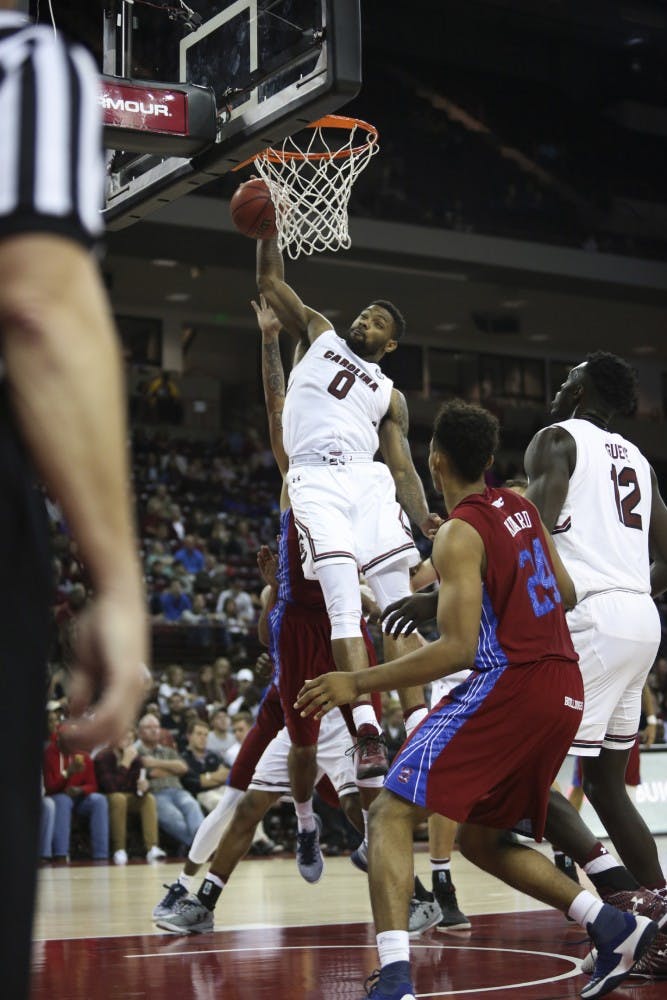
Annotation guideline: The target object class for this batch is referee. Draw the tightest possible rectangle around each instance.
[0,4,147,997]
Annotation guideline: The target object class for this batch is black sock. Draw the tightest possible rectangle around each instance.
[197,877,223,911]
[588,866,639,893]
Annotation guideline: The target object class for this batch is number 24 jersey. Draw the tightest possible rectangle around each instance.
[451,487,578,671]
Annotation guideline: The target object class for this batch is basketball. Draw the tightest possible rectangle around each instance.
[230,178,277,239]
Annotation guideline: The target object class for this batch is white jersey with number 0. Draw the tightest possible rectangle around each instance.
[282,328,394,458]
[551,418,652,600]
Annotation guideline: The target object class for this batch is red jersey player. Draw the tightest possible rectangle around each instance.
[296,399,658,1000]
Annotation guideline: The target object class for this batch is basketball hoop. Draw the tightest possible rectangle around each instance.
[251,115,379,260]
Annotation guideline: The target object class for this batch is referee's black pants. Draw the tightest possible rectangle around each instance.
[0,387,51,1000]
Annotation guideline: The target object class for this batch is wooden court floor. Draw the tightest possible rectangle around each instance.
[32,837,667,1000]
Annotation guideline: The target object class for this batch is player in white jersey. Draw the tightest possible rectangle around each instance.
[524,350,667,899]
[257,239,442,781]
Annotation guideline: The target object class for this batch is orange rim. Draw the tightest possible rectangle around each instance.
[231,115,378,172]
[260,114,379,163]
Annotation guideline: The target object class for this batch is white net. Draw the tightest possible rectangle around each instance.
[252,115,379,260]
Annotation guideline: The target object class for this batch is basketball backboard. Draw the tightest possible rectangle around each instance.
[102,0,362,230]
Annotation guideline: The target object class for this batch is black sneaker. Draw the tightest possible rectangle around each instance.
[412,875,435,903]
[432,870,471,931]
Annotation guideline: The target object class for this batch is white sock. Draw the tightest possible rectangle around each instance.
[583,853,617,876]
[568,890,604,928]
[295,799,316,833]
[376,929,410,967]
[177,873,192,890]
[353,704,380,732]
[188,786,245,866]
[430,857,451,873]
[404,706,428,738]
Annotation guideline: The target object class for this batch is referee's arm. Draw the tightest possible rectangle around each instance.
[0,21,147,750]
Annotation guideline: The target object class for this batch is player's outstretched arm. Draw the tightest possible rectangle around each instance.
[523,425,575,531]
[0,236,147,751]
[648,465,667,597]
[253,295,289,476]
[379,388,442,538]
[256,237,331,345]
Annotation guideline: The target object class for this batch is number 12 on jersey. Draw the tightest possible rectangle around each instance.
[610,465,642,530]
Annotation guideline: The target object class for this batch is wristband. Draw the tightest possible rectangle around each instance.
[646,715,658,726]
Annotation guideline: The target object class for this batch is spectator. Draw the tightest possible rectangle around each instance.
[192,664,225,712]
[206,708,236,756]
[226,669,261,717]
[215,578,255,625]
[157,664,190,714]
[212,657,238,705]
[173,535,205,576]
[218,596,249,652]
[43,730,109,862]
[94,728,165,865]
[223,711,254,767]
[160,692,189,752]
[135,714,204,852]
[158,580,192,623]
[181,720,230,814]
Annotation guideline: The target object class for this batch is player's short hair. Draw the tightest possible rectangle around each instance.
[432,400,499,482]
[585,351,638,417]
[371,299,406,340]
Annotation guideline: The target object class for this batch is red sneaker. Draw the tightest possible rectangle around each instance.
[354,724,389,780]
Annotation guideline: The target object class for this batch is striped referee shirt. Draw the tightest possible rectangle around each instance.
[0,11,104,247]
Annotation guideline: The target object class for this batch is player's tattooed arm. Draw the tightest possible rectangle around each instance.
[253,296,289,475]
[379,389,443,539]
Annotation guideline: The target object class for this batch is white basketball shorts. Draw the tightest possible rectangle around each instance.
[287,460,420,581]
[430,669,473,708]
[247,708,358,799]
[567,590,660,755]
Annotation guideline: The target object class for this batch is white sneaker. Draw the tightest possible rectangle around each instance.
[113,849,128,866]
[146,845,167,863]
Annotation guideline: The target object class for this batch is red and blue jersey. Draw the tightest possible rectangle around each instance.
[383,487,582,830]
[452,487,578,670]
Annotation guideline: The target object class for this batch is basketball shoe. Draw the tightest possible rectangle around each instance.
[432,870,471,931]
[580,905,658,999]
[156,895,214,935]
[363,961,415,1000]
[296,815,324,884]
[350,839,368,873]
[583,889,667,980]
[152,881,188,921]
[353,724,389,780]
